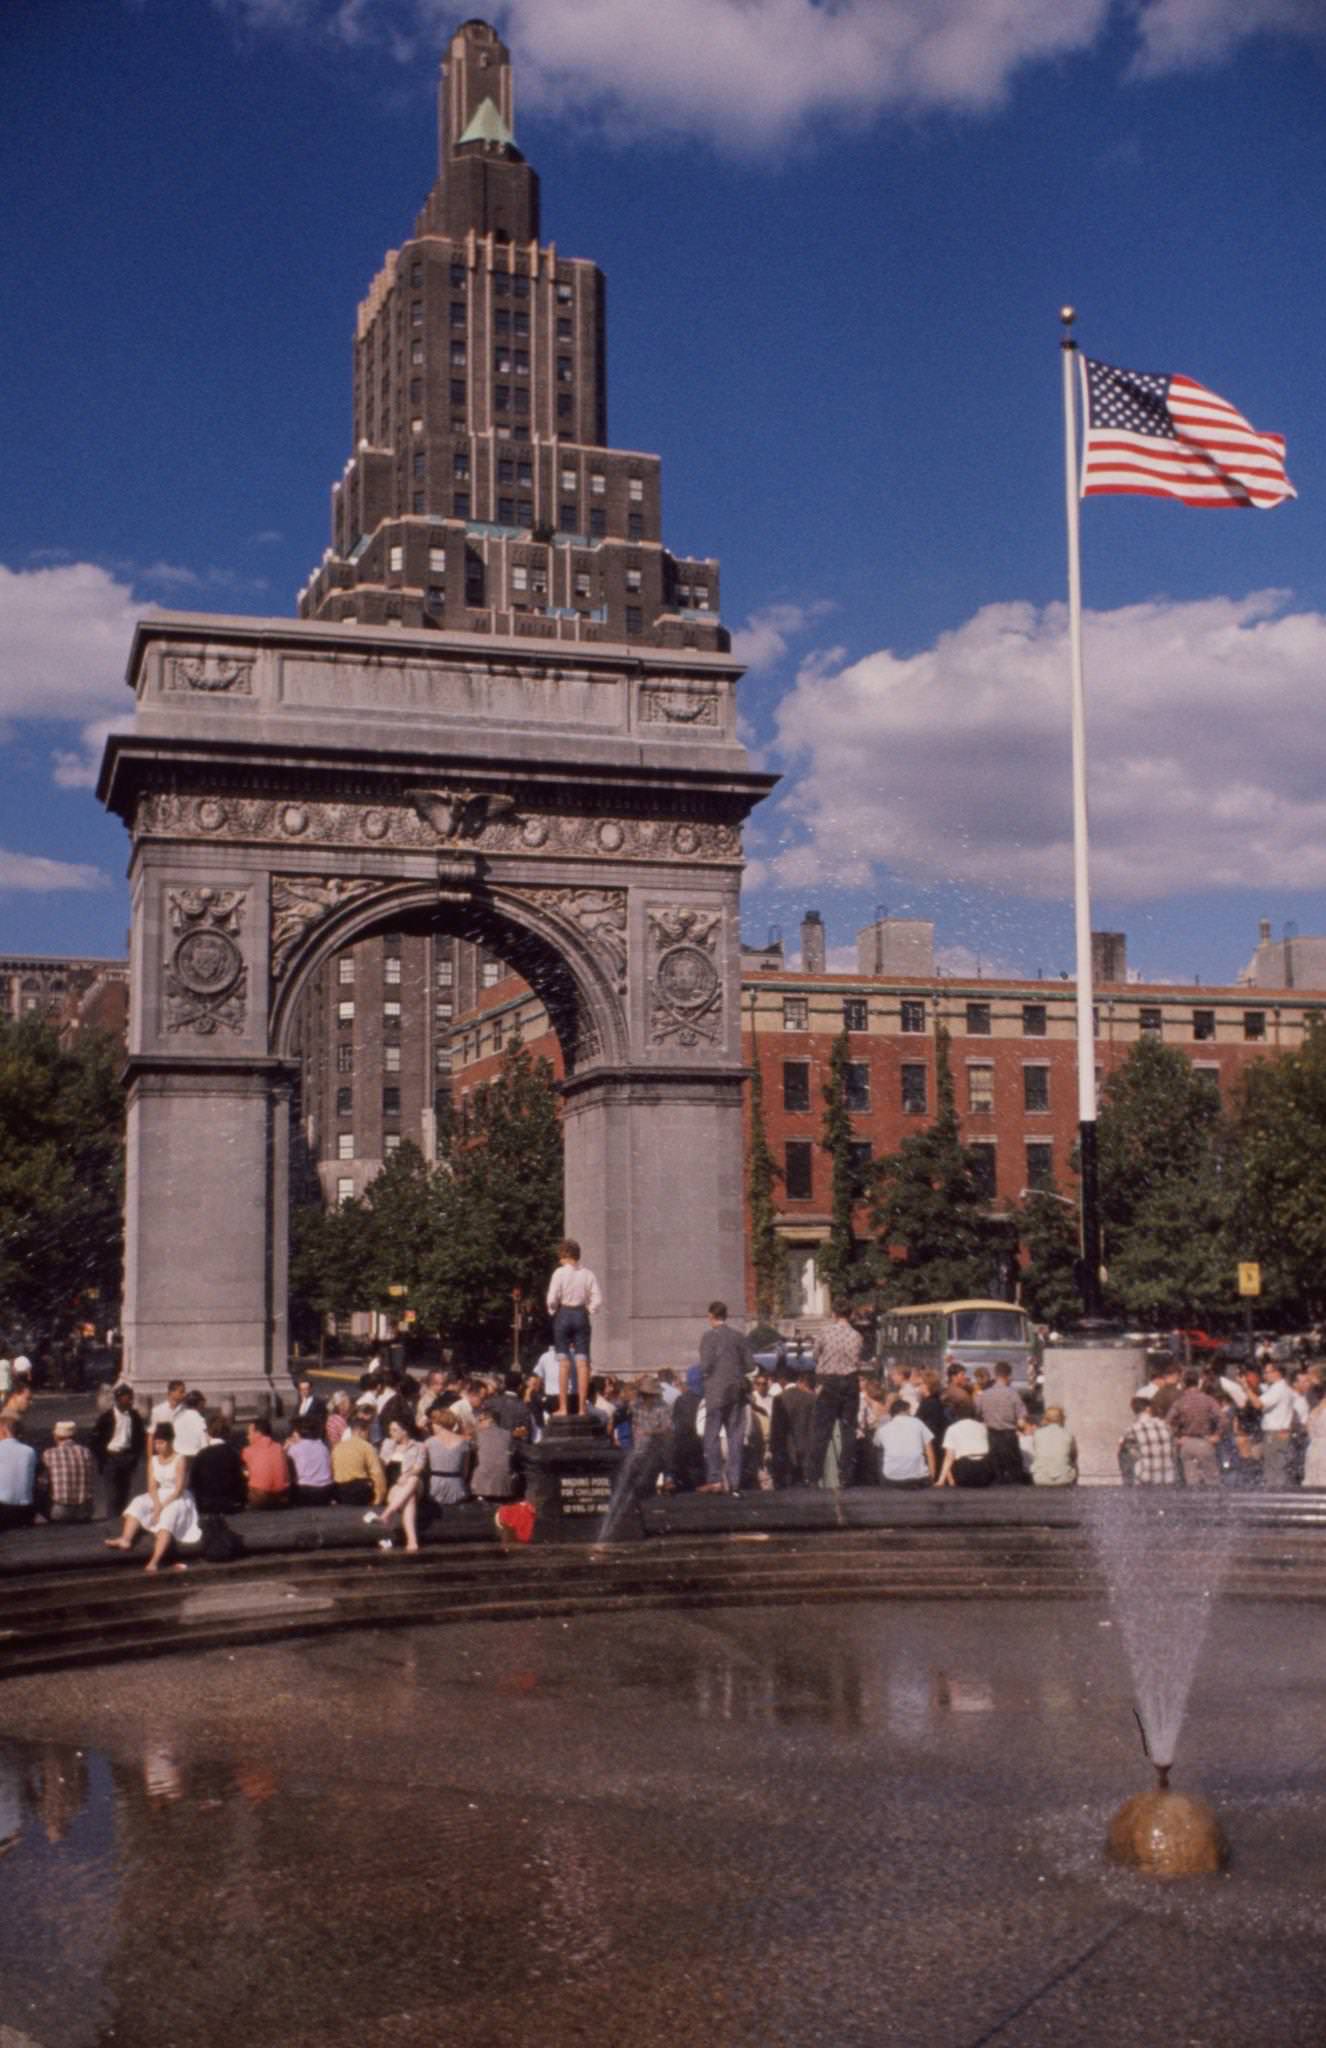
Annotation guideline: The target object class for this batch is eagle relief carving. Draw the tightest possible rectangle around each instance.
[409,788,518,842]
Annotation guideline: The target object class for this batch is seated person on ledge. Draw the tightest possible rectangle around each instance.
[242,1417,291,1509]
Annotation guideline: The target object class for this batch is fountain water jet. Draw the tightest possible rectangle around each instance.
[1086,1490,1238,1876]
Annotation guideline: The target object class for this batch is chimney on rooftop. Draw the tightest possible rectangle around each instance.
[1259,917,1272,944]
[1091,931,1127,985]
[800,910,826,975]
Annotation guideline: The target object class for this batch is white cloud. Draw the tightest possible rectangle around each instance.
[1131,0,1326,73]
[731,601,836,675]
[0,850,109,894]
[769,590,1326,902]
[52,715,136,791]
[0,562,147,723]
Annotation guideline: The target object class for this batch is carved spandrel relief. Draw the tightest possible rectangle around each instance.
[134,789,741,865]
[165,656,255,695]
[648,907,723,1048]
[508,886,628,994]
[164,888,247,1035]
[270,876,380,982]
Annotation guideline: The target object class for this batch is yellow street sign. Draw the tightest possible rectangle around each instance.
[1237,1262,1261,1297]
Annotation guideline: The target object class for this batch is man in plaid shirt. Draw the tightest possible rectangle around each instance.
[810,1301,865,1487]
[1119,1396,1177,1487]
[40,1420,96,1521]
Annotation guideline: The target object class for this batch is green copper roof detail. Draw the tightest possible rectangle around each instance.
[457,97,513,147]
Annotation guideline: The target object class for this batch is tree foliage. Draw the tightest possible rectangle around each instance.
[818,1029,870,1302]
[1016,1185,1082,1329]
[1094,1036,1237,1324]
[0,1016,124,1348]
[869,1027,1001,1304]
[1237,1017,1326,1320]
[746,1052,783,1324]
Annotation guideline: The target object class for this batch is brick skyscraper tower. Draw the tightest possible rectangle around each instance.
[299,18,725,650]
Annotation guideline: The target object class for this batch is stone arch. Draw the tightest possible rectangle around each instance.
[267,873,629,1074]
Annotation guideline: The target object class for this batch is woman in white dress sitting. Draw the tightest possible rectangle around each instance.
[103,1420,202,1572]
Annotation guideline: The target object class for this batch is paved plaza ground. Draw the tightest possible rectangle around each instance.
[1,1599,1322,2048]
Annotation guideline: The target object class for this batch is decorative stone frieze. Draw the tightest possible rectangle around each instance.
[647,906,723,1048]
[164,888,248,1035]
[640,686,720,727]
[507,885,628,994]
[134,788,741,864]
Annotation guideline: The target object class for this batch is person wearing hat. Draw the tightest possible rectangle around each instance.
[40,1421,96,1523]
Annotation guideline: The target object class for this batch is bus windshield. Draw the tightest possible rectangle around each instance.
[952,1309,1028,1344]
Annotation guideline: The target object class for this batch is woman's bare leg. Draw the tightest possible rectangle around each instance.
[104,1515,142,1550]
[144,1527,174,1573]
[402,1494,419,1553]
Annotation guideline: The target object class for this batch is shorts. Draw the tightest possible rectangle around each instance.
[553,1305,592,1362]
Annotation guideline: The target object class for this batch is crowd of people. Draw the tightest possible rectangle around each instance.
[1119,1352,1326,1489]
[6,1293,1325,1560]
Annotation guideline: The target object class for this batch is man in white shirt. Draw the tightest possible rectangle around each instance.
[170,1392,210,1461]
[1254,1363,1297,1490]
[546,1238,602,1417]
[875,1399,935,1488]
[150,1379,187,1429]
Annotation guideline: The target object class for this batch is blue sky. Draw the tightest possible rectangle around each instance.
[3,0,1324,983]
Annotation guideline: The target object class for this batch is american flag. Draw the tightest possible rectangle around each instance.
[1080,358,1295,509]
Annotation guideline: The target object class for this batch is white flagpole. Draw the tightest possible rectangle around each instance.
[1060,307,1103,1319]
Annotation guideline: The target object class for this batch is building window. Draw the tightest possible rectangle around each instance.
[495,384,511,411]
[1139,1007,1163,1036]
[337,1000,354,1024]
[429,547,446,573]
[843,998,867,1033]
[450,261,464,287]
[967,1063,994,1114]
[412,493,425,514]
[450,380,465,406]
[784,1141,814,1200]
[412,417,424,436]
[383,1001,401,1024]
[559,503,578,533]
[557,356,573,383]
[481,960,501,988]
[966,1002,991,1035]
[517,497,534,526]
[1193,1008,1216,1042]
[450,303,466,327]
[435,999,453,1024]
[844,1061,870,1112]
[1025,1141,1054,1192]
[410,262,422,287]
[337,1177,355,1204]
[498,497,515,525]
[1022,1004,1047,1037]
[436,959,454,988]
[1244,1011,1266,1041]
[388,545,403,573]
[453,453,470,481]
[782,1060,811,1113]
[383,1087,401,1117]
[900,1000,925,1034]
[901,1063,928,1115]
[411,300,422,326]
[590,471,605,494]
[625,606,642,634]
[385,1044,401,1073]
[628,477,644,501]
[783,997,808,1031]
[336,1087,352,1116]
[411,342,423,365]
[385,958,401,985]
[1023,1064,1050,1113]
[625,567,642,592]
[338,956,355,984]
[384,1133,402,1156]
[970,1143,997,1201]
[453,493,470,520]
[410,378,422,404]
[337,1133,355,1160]
[589,508,606,539]
[561,468,577,494]
[627,513,643,540]
[512,565,528,594]
[513,311,529,338]
[336,1043,353,1074]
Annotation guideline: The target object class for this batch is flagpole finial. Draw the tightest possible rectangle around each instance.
[1060,305,1076,351]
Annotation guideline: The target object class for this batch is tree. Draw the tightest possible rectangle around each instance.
[418,1039,565,1358]
[869,1027,1000,1304]
[746,1051,783,1324]
[818,1029,869,1303]
[1016,1186,1082,1330]
[288,1190,376,1360]
[0,1016,124,1351]
[1237,1017,1326,1321]
[1095,1036,1237,1325]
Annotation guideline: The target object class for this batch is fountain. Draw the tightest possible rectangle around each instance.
[1087,1490,1235,1876]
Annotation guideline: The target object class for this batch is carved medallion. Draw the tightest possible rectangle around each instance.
[648,907,722,1048]
[641,687,719,727]
[165,888,247,1035]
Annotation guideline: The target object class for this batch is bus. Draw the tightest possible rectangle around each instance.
[875,1300,1038,1389]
